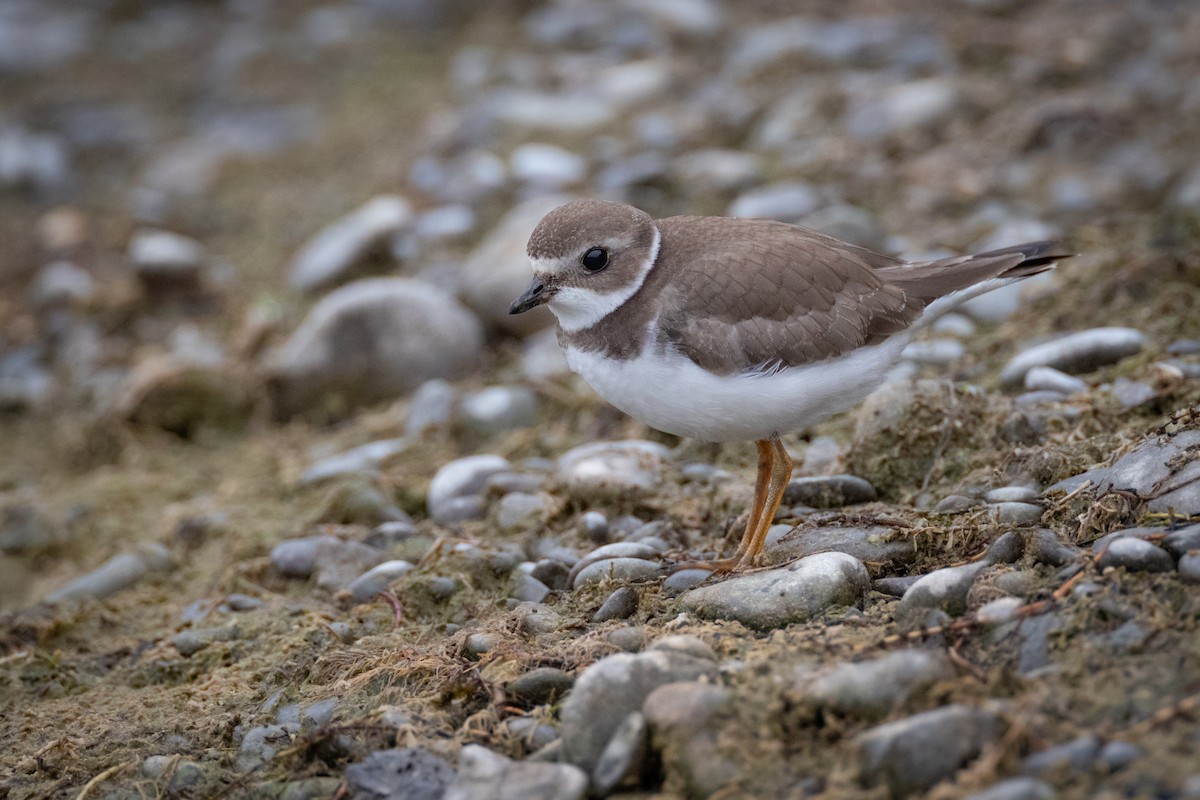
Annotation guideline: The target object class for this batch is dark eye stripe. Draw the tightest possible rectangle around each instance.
[581,247,609,271]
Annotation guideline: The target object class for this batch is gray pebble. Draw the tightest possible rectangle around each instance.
[460,386,539,435]
[510,573,552,604]
[569,542,662,584]
[556,440,669,500]
[405,379,458,437]
[1179,552,1200,582]
[976,597,1025,626]
[680,552,869,630]
[348,560,414,603]
[506,718,559,753]
[606,626,646,652]
[530,558,571,591]
[782,474,877,508]
[985,486,1041,504]
[287,195,411,293]
[857,704,1004,797]
[990,502,1044,526]
[237,725,291,772]
[173,624,239,656]
[508,667,575,708]
[642,681,738,798]
[443,745,587,800]
[796,650,951,720]
[593,586,639,622]
[510,143,586,188]
[1029,528,1081,566]
[301,438,410,485]
[1000,327,1146,388]
[993,569,1040,597]
[931,313,976,338]
[727,181,818,221]
[345,748,455,800]
[1097,538,1174,572]
[1024,365,1088,395]
[572,557,662,589]
[559,635,717,775]
[495,492,549,534]
[581,511,609,543]
[1108,378,1156,409]
[663,568,712,595]
[768,525,915,567]
[901,339,966,365]
[934,494,978,513]
[1162,524,1200,558]
[45,543,173,604]
[983,531,1025,565]
[427,455,510,524]
[464,633,497,660]
[516,602,561,634]
[590,711,647,796]
[965,777,1056,800]
[899,562,987,618]
[1021,733,1100,777]
[226,593,262,611]
[873,575,920,597]
[1097,739,1142,772]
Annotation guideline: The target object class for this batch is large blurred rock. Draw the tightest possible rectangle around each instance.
[113,356,254,436]
[287,195,412,293]
[266,278,483,420]
[458,195,565,337]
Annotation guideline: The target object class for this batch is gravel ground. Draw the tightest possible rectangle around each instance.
[2,1,1200,798]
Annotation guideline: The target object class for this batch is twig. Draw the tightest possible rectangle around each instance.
[75,760,135,800]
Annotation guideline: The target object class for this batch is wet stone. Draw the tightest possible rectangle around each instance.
[593,586,639,622]
[680,552,870,630]
[344,747,456,800]
[508,667,575,708]
[1097,538,1174,573]
[856,704,1004,798]
[782,474,877,508]
[443,745,587,800]
[795,650,952,721]
[559,635,717,775]
[1000,327,1146,388]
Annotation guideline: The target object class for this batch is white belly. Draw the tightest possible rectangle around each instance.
[564,336,907,443]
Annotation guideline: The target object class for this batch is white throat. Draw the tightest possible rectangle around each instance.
[548,226,660,333]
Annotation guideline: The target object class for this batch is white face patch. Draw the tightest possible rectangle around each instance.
[543,225,661,332]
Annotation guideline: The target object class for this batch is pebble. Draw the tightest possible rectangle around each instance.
[510,573,551,604]
[315,479,408,527]
[31,260,95,309]
[662,568,712,595]
[856,704,1004,797]
[590,711,647,795]
[0,125,70,190]
[348,560,415,603]
[265,278,483,419]
[506,718,559,753]
[989,501,1044,526]
[593,586,639,622]
[992,569,1039,597]
[679,552,870,630]
[642,682,738,797]
[572,557,662,590]
[569,542,663,584]
[1029,528,1082,566]
[521,328,571,382]
[934,494,978,513]
[965,777,1056,800]
[270,535,385,591]
[516,602,561,634]
[898,562,987,618]
[581,511,609,543]
[286,195,411,292]
[45,543,173,604]
[844,77,958,140]
[173,623,239,656]
[556,440,669,501]
[800,435,842,475]
[1097,739,1142,772]
[1097,537,1174,572]
[976,596,1025,626]
[1108,378,1157,410]
[457,194,564,337]
[985,486,1040,504]
[460,386,538,435]
[510,143,586,188]
[931,313,976,338]
[673,148,763,191]
[1162,524,1200,558]
[344,747,455,800]
[413,204,475,242]
[767,525,915,567]
[508,668,575,708]
[464,633,497,660]
[443,745,587,800]
[1024,365,1088,395]
[984,531,1025,564]
[1000,327,1146,388]
[795,650,951,720]
[495,492,549,534]
[405,379,458,437]
[127,228,206,290]
[300,438,409,485]
[1057,430,1200,515]
[782,474,877,508]
[873,575,920,597]
[1021,733,1100,777]
[1179,552,1200,582]
[727,181,818,220]
[559,635,717,774]
[427,454,511,524]
[901,339,966,365]
[237,725,291,772]
[530,558,571,591]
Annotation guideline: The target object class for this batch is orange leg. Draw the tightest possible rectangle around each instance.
[732,436,793,569]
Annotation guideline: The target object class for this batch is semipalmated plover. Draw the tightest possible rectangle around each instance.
[510,199,1071,571]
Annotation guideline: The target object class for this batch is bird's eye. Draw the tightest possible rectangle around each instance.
[581,247,609,272]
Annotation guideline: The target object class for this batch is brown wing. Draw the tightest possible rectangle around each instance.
[653,217,923,375]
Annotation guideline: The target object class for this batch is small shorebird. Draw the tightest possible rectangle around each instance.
[510,200,1070,571]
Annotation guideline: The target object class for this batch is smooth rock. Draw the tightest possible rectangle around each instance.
[591,711,647,795]
[530,558,571,590]
[237,725,291,772]
[642,682,737,797]
[516,602,561,634]
[935,494,978,514]
[491,90,616,134]
[559,635,718,774]
[990,502,1044,526]
[569,542,662,584]
[287,196,411,292]
[1000,328,1146,388]
[45,543,172,604]
[663,568,712,595]
[727,181,818,221]
[1161,524,1200,558]
[680,552,870,630]
[572,558,661,589]
[767,525,915,567]
[460,386,538,435]
[1024,366,1087,395]
[301,438,408,485]
[509,668,575,708]
[127,228,205,291]
[901,339,967,365]
[444,745,586,800]
[1054,431,1200,516]
[844,77,958,140]
[1021,734,1100,777]
[857,704,1004,797]
[428,455,510,524]
[783,475,877,508]
[873,575,920,597]
[557,440,669,501]
[344,748,454,800]
[31,260,95,309]
[965,777,1056,800]
[314,479,408,527]
[673,149,763,191]
[899,562,987,618]
[1179,552,1200,582]
[510,143,586,188]
[977,597,1025,626]
[1108,378,1156,409]
[1029,528,1082,566]
[984,531,1025,564]
[1097,740,1142,772]
[348,560,415,603]
[520,328,571,382]
[266,278,483,419]
[405,379,458,437]
[985,486,1040,504]
[796,650,952,720]
[457,195,564,337]
[594,586,639,622]
[510,573,551,604]
[506,718,559,753]
[931,313,976,338]
[1097,537,1174,573]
